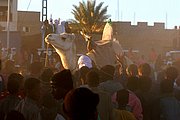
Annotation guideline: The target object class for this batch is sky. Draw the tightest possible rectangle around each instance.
[18,0,180,29]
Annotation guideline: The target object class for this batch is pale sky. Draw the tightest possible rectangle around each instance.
[18,0,180,29]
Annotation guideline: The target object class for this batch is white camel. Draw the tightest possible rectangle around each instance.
[45,33,77,70]
[45,22,133,71]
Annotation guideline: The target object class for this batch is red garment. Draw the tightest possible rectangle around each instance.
[128,90,143,120]
[149,51,157,63]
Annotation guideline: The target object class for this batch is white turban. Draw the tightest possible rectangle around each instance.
[78,55,92,69]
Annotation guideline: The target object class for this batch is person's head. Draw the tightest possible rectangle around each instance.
[160,79,174,94]
[65,21,71,33]
[7,73,24,95]
[86,69,100,88]
[100,65,115,82]
[138,76,152,92]
[116,89,129,109]
[138,63,151,77]
[51,69,73,100]
[40,68,54,82]
[29,61,43,77]
[78,55,92,69]
[44,19,49,25]
[63,87,99,120]
[165,66,178,81]
[24,77,41,101]
[126,64,138,77]
[126,76,138,92]
[5,110,25,120]
[4,60,15,73]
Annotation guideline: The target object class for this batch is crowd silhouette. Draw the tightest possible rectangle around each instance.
[0,20,180,120]
[0,50,179,120]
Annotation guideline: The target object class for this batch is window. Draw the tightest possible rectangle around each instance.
[22,27,30,32]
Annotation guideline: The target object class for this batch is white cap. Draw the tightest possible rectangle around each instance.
[78,55,92,69]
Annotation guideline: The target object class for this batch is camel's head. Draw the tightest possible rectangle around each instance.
[45,33,75,51]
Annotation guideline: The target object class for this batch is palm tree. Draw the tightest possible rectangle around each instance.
[71,0,110,33]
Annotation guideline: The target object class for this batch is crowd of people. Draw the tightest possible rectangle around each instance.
[0,48,179,120]
[0,20,179,120]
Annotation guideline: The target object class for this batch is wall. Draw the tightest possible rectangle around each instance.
[112,22,176,55]
[17,11,41,36]
[0,0,18,31]
[75,21,178,57]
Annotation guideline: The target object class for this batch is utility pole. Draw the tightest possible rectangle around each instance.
[41,0,48,49]
[117,0,119,21]
[42,0,47,22]
[7,0,10,49]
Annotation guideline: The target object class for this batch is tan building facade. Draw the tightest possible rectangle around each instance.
[0,0,41,35]
[75,22,178,56]
[0,0,18,31]
[17,11,41,36]
[0,0,178,56]
[112,22,177,55]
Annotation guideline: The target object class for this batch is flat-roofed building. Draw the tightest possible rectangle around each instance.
[0,0,18,31]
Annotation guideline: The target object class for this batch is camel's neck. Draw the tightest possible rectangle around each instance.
[55,47,77,71]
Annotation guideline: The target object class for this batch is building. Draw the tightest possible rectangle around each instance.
[0,0,18,31]
[75,22,179,56]
[0,0,179,57]
[0,0,41,49]
[113,21,177,54]
[0,0,41,35]
[17,11,41,36]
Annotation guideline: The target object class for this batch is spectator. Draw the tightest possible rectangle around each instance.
[165,66,178,82]
[42,19,53,38]
[126,64,139,92]
[135,76,154,120]
[0,73,24,115]
[138,63,151,77]
[40,68,54,96]
[63,87,99,120]
[16,78,42,120]
[113,89,137,120]
[99,65,123,96]
[149,48,157,64]
[5,110,25,120]
[39,68,57,120]
[155,54,163,72]
[113,89,143,120]
[2,60,15,90]
[64,21,71,33]
[152,79,180,120]
[77,55,93,69]
[86,69,113,120]
[50,69,73,119]
[26,61,43,79]
[137,55,146,66]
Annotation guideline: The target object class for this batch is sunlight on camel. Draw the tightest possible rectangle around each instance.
[45,22,133,71]
[45,33,77,70]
